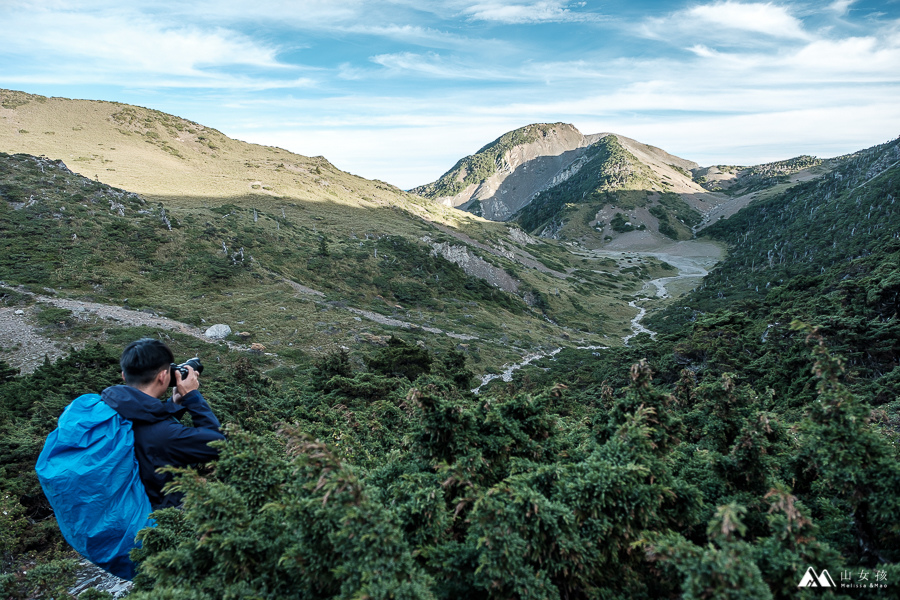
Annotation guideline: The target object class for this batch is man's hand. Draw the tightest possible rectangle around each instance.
[173,365,200,404]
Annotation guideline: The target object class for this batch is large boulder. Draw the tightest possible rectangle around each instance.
[204,324,232,339]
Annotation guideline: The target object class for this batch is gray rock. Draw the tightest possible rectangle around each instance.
[204,324,232,339]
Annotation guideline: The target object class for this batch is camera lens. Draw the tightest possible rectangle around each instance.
[183,358,203,376]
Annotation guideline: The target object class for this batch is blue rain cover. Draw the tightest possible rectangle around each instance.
[36,393,155,580]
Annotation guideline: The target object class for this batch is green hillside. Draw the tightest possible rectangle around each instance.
[519,136,900,408]
[0,90,698,375]
[0,150,663,376]
[655,137,900,333]
[514,135,702,243]
[3,88,900,598]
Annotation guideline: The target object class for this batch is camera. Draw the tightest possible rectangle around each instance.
[169,357,203,387]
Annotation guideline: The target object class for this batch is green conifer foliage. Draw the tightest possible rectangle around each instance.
[4,310,900,598]
[795,325,900,565]
[131,427,435,600]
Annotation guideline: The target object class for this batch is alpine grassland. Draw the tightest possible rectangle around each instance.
[0,89,675,371]
[2,88,900,598]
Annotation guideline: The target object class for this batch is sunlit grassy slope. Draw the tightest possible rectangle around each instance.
[0,89,670,374]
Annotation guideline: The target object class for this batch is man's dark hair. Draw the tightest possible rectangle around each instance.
[121,338,174,387]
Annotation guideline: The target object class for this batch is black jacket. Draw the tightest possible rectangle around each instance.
[100,385,225,510]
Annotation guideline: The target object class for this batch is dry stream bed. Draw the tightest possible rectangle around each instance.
[474,239,723,391]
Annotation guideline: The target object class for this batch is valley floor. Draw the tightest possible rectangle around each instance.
[474,238,725,391]
[580,238,724,323]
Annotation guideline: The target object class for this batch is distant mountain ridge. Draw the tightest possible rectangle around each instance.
[413,124,705,217]
[412,123,719,247]
[415,122,844,250]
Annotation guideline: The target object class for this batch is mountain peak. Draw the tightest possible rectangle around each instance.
[412,124,714,250]
[412,122,606,220]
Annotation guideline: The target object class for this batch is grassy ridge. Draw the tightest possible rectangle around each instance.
[697,155,826,195]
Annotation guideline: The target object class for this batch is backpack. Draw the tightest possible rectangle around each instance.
[36,393,155,580]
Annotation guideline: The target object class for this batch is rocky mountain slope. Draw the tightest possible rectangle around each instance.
[414,123,839,253]
[412,123,710,231]
[411,123,605,219]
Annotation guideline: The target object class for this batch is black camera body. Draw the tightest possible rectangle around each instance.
[169,357,203,387]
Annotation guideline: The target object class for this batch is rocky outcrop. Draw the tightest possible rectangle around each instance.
[430,242,519,293]
[204,324,232,339]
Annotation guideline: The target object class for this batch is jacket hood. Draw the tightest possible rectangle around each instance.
[101,385,187,424]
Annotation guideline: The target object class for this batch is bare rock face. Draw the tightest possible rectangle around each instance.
[469,126,604,220]
[425,124,605,221]
[508,227,536,246]
[415,123,706,226]
[431,242,519,293]
[204,324,232,339]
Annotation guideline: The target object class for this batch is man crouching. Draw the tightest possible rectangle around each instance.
[102,338,225,510]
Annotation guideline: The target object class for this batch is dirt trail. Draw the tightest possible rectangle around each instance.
[0,305,69,373]
[0,284,246,374]
[0,281,478,374]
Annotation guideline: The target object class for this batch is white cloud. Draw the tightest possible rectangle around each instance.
[828,0,857,15]
[684,1,810,40]
[154,0,364,27]
[787,35,900,75]
[61,22,274,72]
[641,1,812,45]
[462,1,598,24]
[336,23,508,53]
[236,123,499,187]
[3,72,318,91]
[586,103,900,167]
[633,2,900,88]
[0,4,303,89]
[369,51,517,80]
[687,44,720,58]
[341,24,461,45]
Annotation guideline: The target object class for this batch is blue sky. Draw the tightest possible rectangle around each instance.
[1,1,899,189]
